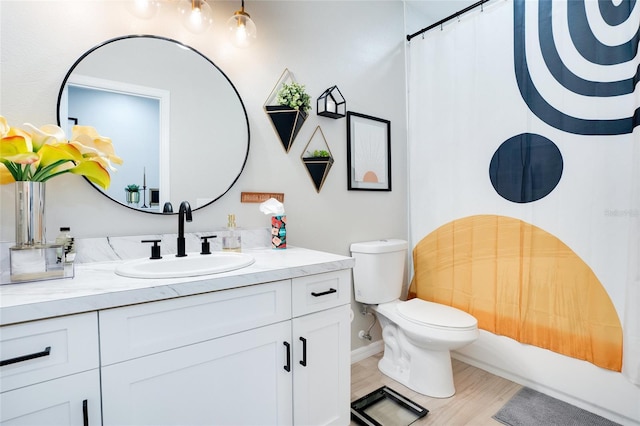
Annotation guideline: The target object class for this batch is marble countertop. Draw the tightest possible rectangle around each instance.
[0,247,355,326]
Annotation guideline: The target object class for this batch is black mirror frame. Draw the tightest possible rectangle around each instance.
[56,34,250,215]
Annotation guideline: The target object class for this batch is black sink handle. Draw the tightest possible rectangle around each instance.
[200,235,217,255]
[141,239,162,259]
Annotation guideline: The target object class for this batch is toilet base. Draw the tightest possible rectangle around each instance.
[378,338,456,398]
[370,300,478,399]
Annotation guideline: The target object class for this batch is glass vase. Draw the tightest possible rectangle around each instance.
[14,181,46,247]
[9,181,71,283]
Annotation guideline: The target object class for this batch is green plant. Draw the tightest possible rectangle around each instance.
[276,82,311,113]
[125,184,140,192]
[306,150,330,158]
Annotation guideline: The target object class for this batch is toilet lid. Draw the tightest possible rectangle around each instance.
[397,299,477,329]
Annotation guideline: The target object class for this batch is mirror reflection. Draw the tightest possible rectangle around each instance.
[57,35,250,214]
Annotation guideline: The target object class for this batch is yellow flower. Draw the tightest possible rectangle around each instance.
[0,164,15,184]
[69,160,111,188]
[0,116,10,137]
[71,125,123,169]
[0,116,121,189]
[0,134,39,164]
[23,122,66,151]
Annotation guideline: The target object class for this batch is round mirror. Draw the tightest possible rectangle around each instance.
[57,35,250,214]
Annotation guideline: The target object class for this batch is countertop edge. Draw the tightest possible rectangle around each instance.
[0,248,355,326]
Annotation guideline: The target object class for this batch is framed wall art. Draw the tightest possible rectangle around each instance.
[346,112,391,191]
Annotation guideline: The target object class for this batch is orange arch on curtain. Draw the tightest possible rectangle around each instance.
[408,214,623,371]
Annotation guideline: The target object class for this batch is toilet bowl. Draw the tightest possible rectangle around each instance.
[372,298,478,398]
[350,239,479,398]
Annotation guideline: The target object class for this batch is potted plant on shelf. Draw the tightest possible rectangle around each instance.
[302,149,334,193]
[303,149,334,167]
[276,82,311,114]
[265,81,311,152]
[125,184,140,204]
[305,149,330,158]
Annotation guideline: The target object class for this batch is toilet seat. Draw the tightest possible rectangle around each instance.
[396,299,477,331]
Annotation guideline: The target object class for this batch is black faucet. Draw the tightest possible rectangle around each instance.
[176,201,192,257]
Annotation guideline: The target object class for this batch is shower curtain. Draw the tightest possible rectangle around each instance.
[407,0,639,383]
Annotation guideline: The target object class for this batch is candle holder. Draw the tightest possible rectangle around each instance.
[317,85,346,119]
[141,167,148,208]
[141,185,148,208]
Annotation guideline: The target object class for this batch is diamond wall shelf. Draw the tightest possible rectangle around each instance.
[264,69,309,153]
[301,126,334,193]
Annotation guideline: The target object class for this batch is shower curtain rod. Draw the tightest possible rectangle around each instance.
[406,0,490,41]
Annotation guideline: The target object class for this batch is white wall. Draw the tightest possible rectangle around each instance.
[0,0,407,350]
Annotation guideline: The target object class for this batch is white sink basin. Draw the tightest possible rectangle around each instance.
[115,252,255,279]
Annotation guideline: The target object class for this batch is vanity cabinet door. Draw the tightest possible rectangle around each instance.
[0,369,101,426]
[292,304,351,426]
[101,320,293,426]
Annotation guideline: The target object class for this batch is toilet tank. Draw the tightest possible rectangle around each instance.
[350,239,408,304]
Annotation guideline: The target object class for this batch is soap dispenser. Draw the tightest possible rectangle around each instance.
[222,214,241,252]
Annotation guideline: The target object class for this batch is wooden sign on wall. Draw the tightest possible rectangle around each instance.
[241,192,285,203]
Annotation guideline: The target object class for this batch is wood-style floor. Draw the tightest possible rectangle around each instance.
[351,352,522,425]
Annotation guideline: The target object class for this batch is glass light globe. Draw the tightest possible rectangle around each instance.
[226,11,257,48]
[178,0,214,34]
[127,0,160,19]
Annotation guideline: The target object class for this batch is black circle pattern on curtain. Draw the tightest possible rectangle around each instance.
[489,133,564,203]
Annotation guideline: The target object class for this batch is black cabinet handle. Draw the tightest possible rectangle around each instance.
[283,342,291,372]
[299,337,307,367]
[0,346,51,366]
[83,399,89,426]
[311,288,337,297]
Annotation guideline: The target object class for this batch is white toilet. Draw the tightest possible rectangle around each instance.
[350,239,479,398]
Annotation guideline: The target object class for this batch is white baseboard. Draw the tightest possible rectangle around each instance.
[351,340,383,364]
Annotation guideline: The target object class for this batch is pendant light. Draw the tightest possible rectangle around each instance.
[178,0,214,34]
[127,0,160,19]
[226,0,257,48]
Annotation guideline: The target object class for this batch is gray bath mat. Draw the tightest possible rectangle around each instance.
[493,387,620,426]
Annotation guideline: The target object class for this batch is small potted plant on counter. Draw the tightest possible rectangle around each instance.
[125,184,140,205]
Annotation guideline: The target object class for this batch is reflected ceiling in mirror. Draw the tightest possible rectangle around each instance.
[57,35,250,214]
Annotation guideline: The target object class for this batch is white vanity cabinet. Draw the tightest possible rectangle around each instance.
[290,272,351,426]
[99,269,351,426]
[0,313,101,425]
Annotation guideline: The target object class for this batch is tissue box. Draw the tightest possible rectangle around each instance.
[271,215,287,249]
[8,244,74,283]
